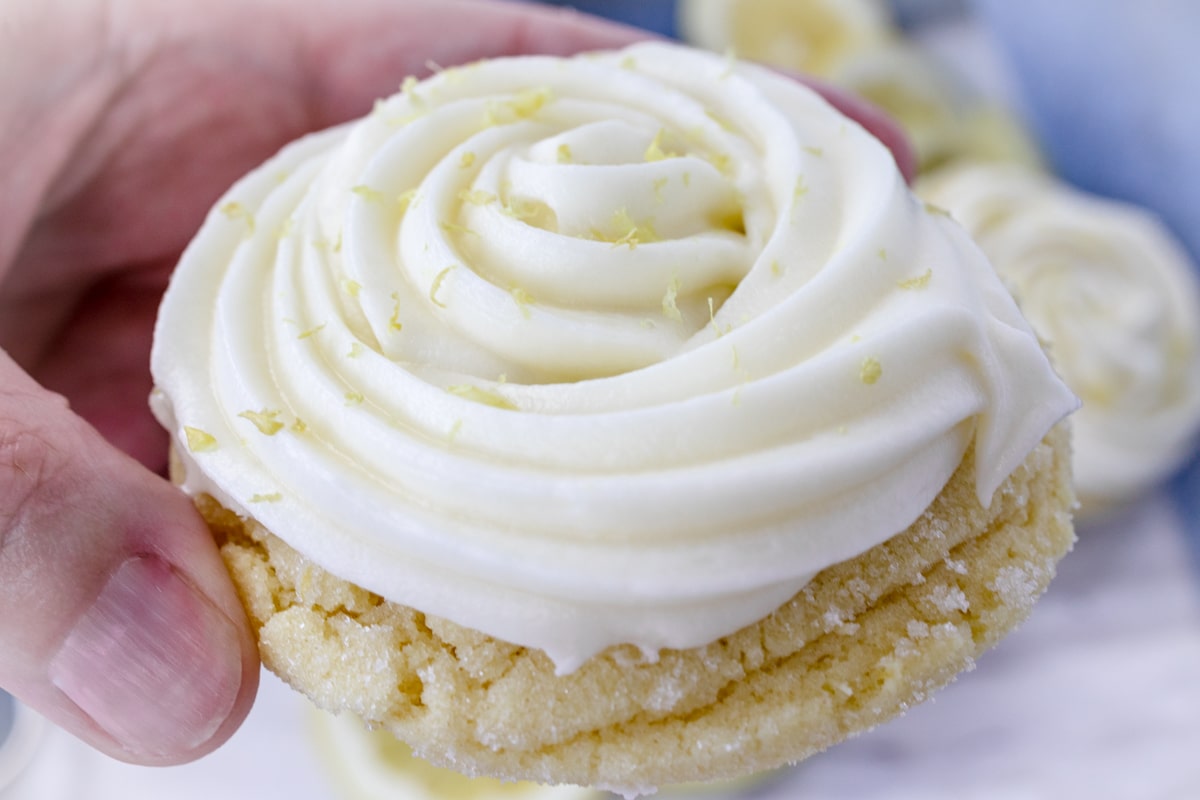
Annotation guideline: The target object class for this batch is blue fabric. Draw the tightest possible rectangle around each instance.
[1170,453,1200,570]
[970,0,1200,267]
[533,0,679,37]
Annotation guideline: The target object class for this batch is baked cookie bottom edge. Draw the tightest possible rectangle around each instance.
[193,424,1074,795]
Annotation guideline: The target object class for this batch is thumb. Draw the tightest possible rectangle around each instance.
[0,351,258,764]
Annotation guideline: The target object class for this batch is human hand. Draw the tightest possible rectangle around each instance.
[0,0,910,767]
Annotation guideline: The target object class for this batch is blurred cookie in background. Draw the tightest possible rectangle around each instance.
[919,163,1200,516]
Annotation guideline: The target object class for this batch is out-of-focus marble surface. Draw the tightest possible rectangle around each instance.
[3,488,1198,800]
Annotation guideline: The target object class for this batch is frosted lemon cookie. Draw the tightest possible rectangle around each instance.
[919,163,1200,512]
[151,43,1077,794]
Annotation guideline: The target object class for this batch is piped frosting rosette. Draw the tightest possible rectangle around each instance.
[919,163,1200,511]
[151,43,1076,673]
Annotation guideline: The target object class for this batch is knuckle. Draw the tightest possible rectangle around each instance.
[0,413,69,560]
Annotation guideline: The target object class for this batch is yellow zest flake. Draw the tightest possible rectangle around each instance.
[501,196,550,226]
[219,201,255,234]
[333,229,343,253]
[250,492,283,503]
[770,259,783,276]
[609,208,658,249]
[184,426,218,453]
[731,344,741,370]
[298,323,326,340]
[497,373,508,384]
[645,128,681,162]
[291,418,309,434]
[458,188,496,206]
[448,419,464,442]
[351,184,386,204]
[347,341,365,358]
[640,318,656,329]
[682,171,692,187]
[924,202,952,218]
[878,248,888,261]
[389,291,403,331]
[708,297,731,337]
[898,269,933,290]
[653,176,668,203]
[430,265,456,308]
[401,75,424,108]
[345,391,365,406]
[397,189,419,215]
[794,176,809,202]
[620,55,638,70]
[507,86,553,119]
[510,287,534,319]
[447,384,518,410]
[851,333,862,343]
[340,278,362,298]
[706,151,733,175]
[557,143,573,164]
[238,409,285,436]
[860,357,883,385]
[803,145,825,157]
[662,276,683,322]
[459,151,476,169]
[439,220,477,237]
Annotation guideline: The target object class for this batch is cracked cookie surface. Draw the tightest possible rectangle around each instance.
[192,424,1074,795]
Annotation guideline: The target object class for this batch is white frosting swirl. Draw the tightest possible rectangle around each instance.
[151,43,1075,673]
[919,163,1200,509]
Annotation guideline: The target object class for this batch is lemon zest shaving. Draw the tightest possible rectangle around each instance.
[645,129,681,162]
[459,151,476,169]
[345,391,364,406]
[219,201,255,234]
[439,220,477,237]
[510,287,534,319]
[507,86,553,119]
[803,145,825,157]
[298,323,325,340]
[347,341,364,358]
[653,176,668,203]
[430,265,456,308]
[458,189,496,206]
[249,492,283,503]
[184,426,218,453]
[351,185,386,204]
[397,189,419,214]
[682,171,691,187]
[557,143,573,164]
[662,276,683,322]
[860,357,883,385]
[878,248,888,261]
[706,151,733,175]
[897,269,933,290]
[771,259,783,276]
[389,291,403,331]
[620,55,637,70]
[447,384,517,410]
[238,409,284,436]
[501,197,542,223]
[341,278,362,298]
[448,419,463,442]
[608,208,658,249]
[291,418,309,434]
[924,202,952,218]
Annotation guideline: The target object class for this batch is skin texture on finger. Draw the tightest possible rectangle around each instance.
[0,351,260,764]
